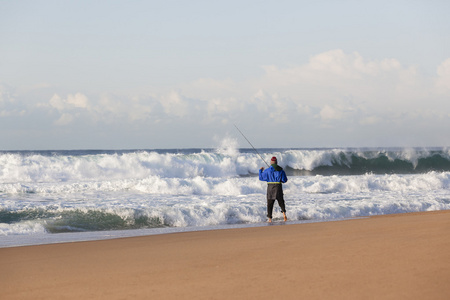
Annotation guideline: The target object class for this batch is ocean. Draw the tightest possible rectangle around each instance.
[1,144,450,247]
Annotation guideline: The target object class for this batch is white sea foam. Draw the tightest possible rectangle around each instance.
[0,220,47,236]
[1,172,449,237]
[1,170,448,196]
[1,148,450,245]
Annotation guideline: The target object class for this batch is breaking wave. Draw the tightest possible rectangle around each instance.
[1,146,450,238]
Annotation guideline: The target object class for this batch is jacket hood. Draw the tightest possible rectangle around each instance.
[271,164,283,171]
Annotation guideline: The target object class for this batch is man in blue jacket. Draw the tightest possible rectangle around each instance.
[259,156,288,222]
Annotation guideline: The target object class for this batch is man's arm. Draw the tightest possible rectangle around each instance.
[259,167,267,181]
[281,170,288,183]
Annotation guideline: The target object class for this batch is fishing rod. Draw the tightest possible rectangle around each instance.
[233,124,270,168]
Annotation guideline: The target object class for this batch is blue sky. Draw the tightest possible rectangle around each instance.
[1,0,449,150]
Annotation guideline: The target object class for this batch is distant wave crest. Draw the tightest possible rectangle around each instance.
[1,148,450,186]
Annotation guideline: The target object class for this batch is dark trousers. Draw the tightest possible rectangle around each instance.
[266,184,286,219]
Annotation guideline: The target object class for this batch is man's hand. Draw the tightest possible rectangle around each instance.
[260,167,264,171]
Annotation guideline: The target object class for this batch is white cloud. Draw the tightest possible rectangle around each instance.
[0,110,11,117]
[49,93,90,111]
[45,92,156,124]
[3,50,450,148]
[0,84,27,117]
[246,50,450,130]
[161,91,191,118]
[54,113,74,126]
[320,105,343,121]
[48,94,65,111]
[257,50,413,107]
[437,58,450,77]
[35,50,445,132]
[66,93,89,108]
[436,58,450,92]
[205,97,242,124]
[2,109,25,117]
[94,94,153,122]
[249,90,300,123]
[0,84,15,105]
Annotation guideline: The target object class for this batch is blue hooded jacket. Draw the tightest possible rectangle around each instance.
[259,164,288,184]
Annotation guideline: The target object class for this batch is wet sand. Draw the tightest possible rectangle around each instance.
[1,210,449,299]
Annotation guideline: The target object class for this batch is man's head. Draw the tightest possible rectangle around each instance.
[271,156,277,164]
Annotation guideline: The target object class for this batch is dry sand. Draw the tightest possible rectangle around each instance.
[1,210,449,300]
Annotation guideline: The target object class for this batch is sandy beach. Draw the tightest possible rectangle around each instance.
[1,210,449,299]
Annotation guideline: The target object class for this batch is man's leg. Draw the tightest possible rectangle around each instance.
[276,185,287,221]
[267,185,279,222]
[267,198,275,222]
[277,199,287,221]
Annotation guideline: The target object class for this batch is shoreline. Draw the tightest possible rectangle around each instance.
[1,216,354,249]
[2,210,449,299]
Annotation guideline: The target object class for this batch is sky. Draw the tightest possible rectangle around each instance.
[1,0,449,150]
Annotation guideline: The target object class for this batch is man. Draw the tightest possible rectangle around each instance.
[259,156,288,222]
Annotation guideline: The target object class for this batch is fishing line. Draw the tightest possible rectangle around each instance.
[234,124,270,167]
